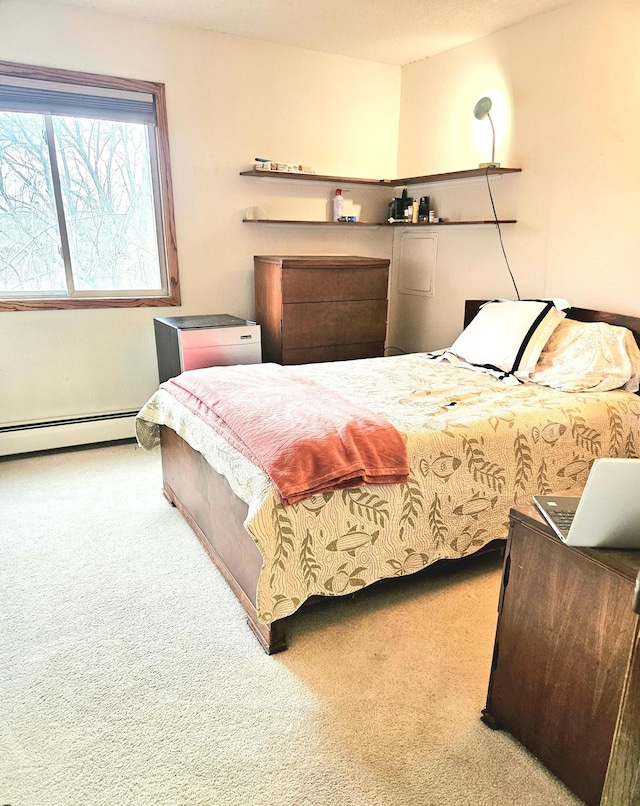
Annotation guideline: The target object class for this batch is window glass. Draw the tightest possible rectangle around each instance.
[52,116,162,292]
[0,110,66,293]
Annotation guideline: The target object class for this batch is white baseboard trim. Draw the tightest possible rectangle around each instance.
[0,413,137,456]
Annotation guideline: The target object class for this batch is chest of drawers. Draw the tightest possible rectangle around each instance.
[254,255,390,365]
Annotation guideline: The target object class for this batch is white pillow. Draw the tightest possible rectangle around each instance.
[530,318,640,392]
[448,299,568,378]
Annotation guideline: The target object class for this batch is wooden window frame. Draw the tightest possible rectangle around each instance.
[0,60,181,312]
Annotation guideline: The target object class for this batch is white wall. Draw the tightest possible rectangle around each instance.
[391,0,640,351]
[0,0,400,448]
[3,0,639,451]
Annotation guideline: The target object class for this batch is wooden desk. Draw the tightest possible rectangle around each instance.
[482,505,640,806]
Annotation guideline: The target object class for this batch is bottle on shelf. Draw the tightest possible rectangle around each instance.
[333,188,344,221]
[411,199,419,224]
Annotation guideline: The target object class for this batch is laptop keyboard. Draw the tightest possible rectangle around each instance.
[548,509,575,531]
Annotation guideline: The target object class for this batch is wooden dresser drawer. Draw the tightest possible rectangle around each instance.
[282,342,384,365]
[282,266,388,303]
[282,300,388,348]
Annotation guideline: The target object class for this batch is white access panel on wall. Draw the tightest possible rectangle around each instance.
[394,231,438,296]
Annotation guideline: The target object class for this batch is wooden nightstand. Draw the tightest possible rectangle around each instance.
[482,505,640,806]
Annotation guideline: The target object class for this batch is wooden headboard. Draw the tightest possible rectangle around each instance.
[464,300,640,350]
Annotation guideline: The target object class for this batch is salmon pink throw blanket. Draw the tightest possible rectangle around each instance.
[161,363,409,506]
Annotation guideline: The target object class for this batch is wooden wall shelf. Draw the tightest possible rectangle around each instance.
[243,219,516,227]
[242,219,385,227]
[239,166,521,186]
[240,170,392,186]
[388,219,516,226]
[389,167,521,186]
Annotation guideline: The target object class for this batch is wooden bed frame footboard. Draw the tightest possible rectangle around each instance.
[159,424,503,654]
[160,424,287,653]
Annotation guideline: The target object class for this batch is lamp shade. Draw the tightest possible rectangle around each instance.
[473,96,493,121]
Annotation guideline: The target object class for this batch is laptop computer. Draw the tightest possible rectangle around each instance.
[533,457,640,548]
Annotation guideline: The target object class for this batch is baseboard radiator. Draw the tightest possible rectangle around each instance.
[0,411,138,456]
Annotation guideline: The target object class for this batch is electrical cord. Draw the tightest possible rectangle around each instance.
[485,167,521,300]
[384,346,407,356]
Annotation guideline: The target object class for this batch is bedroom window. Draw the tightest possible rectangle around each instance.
[0,61,180,311]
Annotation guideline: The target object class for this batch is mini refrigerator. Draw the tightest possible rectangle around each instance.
[153,314,261,384]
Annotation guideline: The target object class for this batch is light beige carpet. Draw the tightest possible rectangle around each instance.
[0,443,582,806]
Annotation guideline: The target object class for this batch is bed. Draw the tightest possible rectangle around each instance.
[136,300,640,653]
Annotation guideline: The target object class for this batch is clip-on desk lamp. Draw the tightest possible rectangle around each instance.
[473,96,500,168]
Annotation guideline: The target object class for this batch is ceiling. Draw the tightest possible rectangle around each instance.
[51,0,576,66]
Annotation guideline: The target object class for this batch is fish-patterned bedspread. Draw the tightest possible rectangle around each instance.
[136,354,640,624]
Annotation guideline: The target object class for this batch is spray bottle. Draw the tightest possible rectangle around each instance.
[333,188,344,221]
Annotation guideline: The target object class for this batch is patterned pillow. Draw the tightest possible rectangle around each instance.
[530,319,640,392]
[448,299,567,379]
